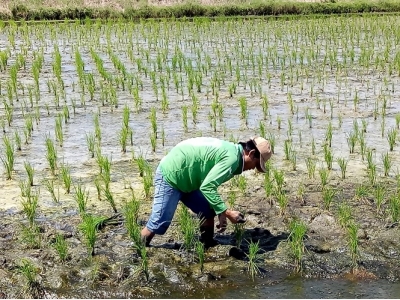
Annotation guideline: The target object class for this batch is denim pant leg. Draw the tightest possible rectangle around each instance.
[146,167,181,235]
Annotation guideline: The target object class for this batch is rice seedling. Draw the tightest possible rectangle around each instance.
[387,127,397,151]
[150,107,157,138]
[264,174,274,203]
[359,134,366,160]
[238,96,248,126]
[354,184,370,201]
[52,233,69,262]
[367,163,377,186]
[17,258,40,292]
[319,168,329,188]
[195,240,205,273]
[60,164,72,194]
[284,139,292,161]
[24,161,35,186]
[396,114,400,129]
[323,145,333,170]
[234,221,245,248]
[227,190,237,209]
[288,219,307,273]
[182,105,188,133]
[103,186,117,213]
[55,114,63,147]
[325,122,333,147]
[45,136,57,176]
[381,117,386,138]
[142,166,154,199]
[361,119,368,133]
[119,126,129,154]
[98,154,111,189]
[74,183,89,216]
[306,109,312,128]
[305,157,316,179]
[150,132,157,152]
[296,182,306,205]
[1,135,15,180]
[14,130,22,151]
[273,169,285,194]
[337,157,348,180]
[382,152,391,177]
[277,116,282,130]
[261,94,269,119]
[178,205,198,251]
[78,214,97,256]
[93,113,101,142]
[86,133,96,158]
[337,201,353,228]
[347,221,359,268]
[374,184,386,214]
[236,175,247,196]
[19,179,31,199]
[276,191,288,216]
[322,187,336,211]
[20,189,39,227]
[20,224,41,249]
[366,148,374,170]
[259,121,266,138]
[124,195,149,280]
[346,132,357,154]
[388,193,400,223]
[267,132,275,154]
[246,240,261,281]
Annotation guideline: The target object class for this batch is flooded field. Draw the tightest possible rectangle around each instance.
[1,15,400,298]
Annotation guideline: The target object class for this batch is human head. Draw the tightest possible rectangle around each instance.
[239,137,272,172]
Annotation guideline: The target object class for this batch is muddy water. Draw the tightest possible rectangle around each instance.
[221,277,400,299]
[1,15,400,298]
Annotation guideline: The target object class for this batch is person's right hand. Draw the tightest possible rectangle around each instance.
[216,210,246,233]
[225,210,246,224]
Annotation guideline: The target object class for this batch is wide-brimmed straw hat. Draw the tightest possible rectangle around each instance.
[251,137,272,173]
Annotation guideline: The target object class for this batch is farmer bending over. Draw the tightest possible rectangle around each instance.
[141,136,272,248]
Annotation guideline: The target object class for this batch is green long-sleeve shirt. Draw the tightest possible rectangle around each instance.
[159,137,244,214]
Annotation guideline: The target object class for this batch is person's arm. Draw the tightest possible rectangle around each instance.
[199,157,237,215]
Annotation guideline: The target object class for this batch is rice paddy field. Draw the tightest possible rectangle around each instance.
[1,14,400,298]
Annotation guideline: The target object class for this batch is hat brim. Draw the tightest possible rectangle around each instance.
[256,158,267,173]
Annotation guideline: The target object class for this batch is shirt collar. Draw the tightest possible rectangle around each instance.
[233,144,244,175]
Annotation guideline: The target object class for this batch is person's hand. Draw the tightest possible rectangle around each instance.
[216,213,227,233]
[225,210,246,224]
[216,210,246,233]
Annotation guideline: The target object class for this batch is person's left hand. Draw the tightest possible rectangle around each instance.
[216,213,227,233]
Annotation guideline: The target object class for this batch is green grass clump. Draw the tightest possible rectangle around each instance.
[45,136,57,176]
[60,164,72,194]
[246,240,261,281]
[288,219,307,273]
[52,233,69,262]
[124,196,149,281]
[17,258,40,295]
[74,183,89,216]
[1,135,15,180]
[178,205,199,251]
[347,221,359,269]
[337,201,353,228]
[78,214,106,256]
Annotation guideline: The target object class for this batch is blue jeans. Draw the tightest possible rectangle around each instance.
[146,167,216,235]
